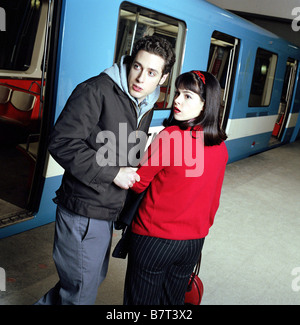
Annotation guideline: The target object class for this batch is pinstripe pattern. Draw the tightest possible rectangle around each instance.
[124,233,204,305]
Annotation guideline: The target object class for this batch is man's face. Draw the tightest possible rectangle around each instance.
[128,50,168,103]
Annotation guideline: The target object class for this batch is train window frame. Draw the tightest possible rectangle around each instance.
[207,31,239,130]
[248,48,278,107]
[114,1,186,109]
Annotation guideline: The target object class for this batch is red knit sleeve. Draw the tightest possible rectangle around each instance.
[131,129,173,193]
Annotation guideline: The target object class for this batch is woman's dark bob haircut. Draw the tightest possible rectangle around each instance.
[164,71,227,146]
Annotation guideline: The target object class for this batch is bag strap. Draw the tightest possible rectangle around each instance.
[187,253,202,290]
[194,252,202,276]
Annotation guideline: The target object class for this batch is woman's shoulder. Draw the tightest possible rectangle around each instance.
[205,140,228,162]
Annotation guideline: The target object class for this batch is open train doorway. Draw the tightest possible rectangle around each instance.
[0,0,57,228]
[270,58,298,145]
[207,31,239,131]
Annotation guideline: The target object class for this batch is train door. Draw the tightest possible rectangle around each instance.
[0,0,58,228]
[270,58,298,143]
[114,1,186,144]
[115,2,186,110]
[207,31,239,130]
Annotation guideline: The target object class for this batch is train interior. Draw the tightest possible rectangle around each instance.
[0,0,48,228]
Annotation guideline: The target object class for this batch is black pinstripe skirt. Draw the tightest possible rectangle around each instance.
[123,233,205,305]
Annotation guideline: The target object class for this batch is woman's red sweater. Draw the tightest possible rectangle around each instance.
[131,125,228,240]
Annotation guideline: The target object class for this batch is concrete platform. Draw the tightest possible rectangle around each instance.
[0,140,299,305]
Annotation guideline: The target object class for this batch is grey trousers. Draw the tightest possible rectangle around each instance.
[35,204,113,305]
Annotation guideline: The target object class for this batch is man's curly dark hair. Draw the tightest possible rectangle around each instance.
[131,35,176,75]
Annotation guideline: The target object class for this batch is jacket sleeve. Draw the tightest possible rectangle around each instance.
[48,82,119,194]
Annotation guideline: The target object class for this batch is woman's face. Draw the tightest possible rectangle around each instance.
[173,88,204,121]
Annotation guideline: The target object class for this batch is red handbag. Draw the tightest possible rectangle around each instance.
[185,253,204,305]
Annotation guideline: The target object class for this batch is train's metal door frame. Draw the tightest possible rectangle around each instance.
[0,0,61,228]
[207,31,239,131]
[271,58,298,141]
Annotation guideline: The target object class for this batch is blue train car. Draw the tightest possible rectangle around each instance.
[0,0,299,238]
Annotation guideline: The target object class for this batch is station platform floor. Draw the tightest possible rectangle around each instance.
[0,140,299,305]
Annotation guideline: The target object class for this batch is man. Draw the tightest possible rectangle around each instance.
[35,36,175,305]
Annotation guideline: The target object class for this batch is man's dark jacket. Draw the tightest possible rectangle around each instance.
[48,72,155,221]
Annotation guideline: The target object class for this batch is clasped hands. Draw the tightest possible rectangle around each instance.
[113,167,140,190]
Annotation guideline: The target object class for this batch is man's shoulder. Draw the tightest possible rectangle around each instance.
[71,73,122,99]
[82,72,114,88]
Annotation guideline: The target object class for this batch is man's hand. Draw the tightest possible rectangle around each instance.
[113,167,140,189]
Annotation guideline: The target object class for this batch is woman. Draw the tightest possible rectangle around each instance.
[123,71,228,305]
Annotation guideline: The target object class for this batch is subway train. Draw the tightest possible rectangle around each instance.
[0,0,299,238]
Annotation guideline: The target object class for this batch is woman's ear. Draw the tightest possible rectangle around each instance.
[201,101,205,112]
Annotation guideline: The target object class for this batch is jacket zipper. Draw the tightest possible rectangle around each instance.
[130,100,152,131]
[137,107,152,130]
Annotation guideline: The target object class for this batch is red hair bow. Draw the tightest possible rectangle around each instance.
[192,71,206,85]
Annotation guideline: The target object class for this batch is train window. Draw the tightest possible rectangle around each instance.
[207,31,239,130]
[115,2,186,109]
[0,0,42,71]
[249,48,278,107]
